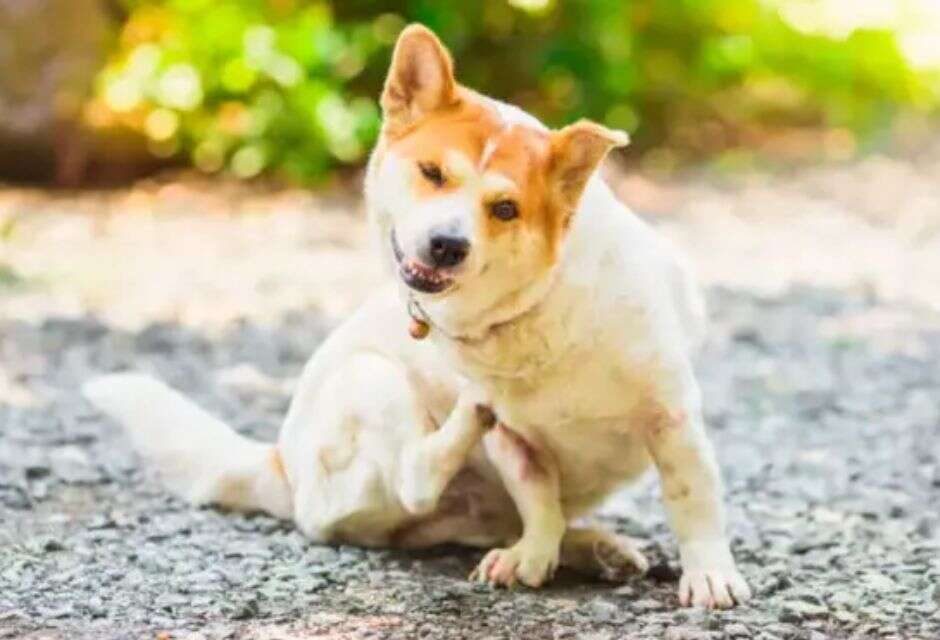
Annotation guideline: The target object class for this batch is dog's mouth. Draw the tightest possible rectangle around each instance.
[391,230,454,295]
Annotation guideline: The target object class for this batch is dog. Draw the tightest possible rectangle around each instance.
[83,24,750,609]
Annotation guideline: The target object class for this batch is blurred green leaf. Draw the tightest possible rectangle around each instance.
[93,0,940,182]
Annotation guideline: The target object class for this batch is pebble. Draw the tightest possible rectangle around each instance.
[49,446,101,484]
[632,598,666,613]
[663,627,713,640]
[588,598,619,622]
[723,623,750,637]
[863,573,899,592]
[780,600,829,622]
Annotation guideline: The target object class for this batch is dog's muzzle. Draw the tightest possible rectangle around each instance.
[391,229,455,294]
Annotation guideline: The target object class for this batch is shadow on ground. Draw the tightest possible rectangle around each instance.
[1,287,939,639]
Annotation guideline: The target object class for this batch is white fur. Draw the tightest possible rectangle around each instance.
[83,374,292,519]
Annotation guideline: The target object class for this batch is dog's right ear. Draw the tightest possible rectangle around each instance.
[381,24,457,136]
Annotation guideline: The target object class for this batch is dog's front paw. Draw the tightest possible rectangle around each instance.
[470,542,559,588]
[679,567,751,609]
[678,539,751,608]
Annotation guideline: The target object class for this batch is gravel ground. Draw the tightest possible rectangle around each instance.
[2,154,940,639]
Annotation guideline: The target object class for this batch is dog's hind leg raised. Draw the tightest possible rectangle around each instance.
[398,389,495,516]
[281,352,492,546]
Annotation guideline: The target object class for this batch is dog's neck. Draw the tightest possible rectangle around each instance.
[427,270,579,379]
[414,264,558,343]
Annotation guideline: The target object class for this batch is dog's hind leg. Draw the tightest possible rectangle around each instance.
[281,352,488,546]
[283,352,425,543]
[397,389,494,516]
[559,527,649,581]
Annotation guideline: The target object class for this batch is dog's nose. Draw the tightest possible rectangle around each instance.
[426,233,469,268]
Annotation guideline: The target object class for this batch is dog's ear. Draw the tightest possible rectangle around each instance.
[549,119,629,215]
[381,24,457,136]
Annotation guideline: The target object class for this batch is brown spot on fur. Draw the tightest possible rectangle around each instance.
[215,476,252,511]
[475,404,497,430]
[318,419,359,473]
[634,397,687,440]
[495,423,547,480]
[665,482,692,501]
[269,448,286,481]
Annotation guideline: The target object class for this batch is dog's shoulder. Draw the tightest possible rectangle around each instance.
[566,177,706,353]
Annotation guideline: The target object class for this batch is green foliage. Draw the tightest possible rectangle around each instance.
[93,0,940,181]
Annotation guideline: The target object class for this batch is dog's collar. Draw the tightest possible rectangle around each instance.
[406,272,557,346]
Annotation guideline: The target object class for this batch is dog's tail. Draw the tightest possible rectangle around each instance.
[82,373,292,519]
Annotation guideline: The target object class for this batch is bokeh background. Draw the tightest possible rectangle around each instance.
[3,0,940,183]
[2,2,940,639]
[2,0,940,327]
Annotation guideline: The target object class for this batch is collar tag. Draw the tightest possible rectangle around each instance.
[407,298,431,340]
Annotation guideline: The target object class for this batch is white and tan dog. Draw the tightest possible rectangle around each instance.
[84,25,750,609]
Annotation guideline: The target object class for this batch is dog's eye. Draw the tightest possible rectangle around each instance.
[490,200,519,221]
[418,162,445,187]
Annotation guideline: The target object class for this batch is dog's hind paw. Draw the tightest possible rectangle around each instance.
[592,536,649,582]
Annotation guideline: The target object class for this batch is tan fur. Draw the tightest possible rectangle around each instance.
[270,449,287,482]
[382,92,568,263]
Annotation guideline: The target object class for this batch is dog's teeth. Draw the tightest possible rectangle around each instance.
[401,260,451,289]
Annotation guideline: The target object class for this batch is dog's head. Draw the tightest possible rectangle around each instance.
[368,25,628,335]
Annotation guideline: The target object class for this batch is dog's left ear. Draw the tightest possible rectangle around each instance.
[549,120,629,214]
[381,24,457,136]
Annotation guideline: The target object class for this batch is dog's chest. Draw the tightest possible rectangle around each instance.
[487,349,643,426]
[452,312,668,511]
[496,358,659,513]
[449,294,664,429]
[489,359,655,512]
